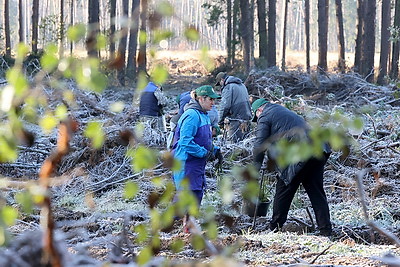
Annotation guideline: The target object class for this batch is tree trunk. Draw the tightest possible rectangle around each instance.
[239,0,251,73]
[59,0,64,57]
[117,0,129,86]
[32,0,39,54]
[232,0,240,65]
[304,0,310,73]
[377,0,391,84]
[87,0,100,57]
[354,0,364,72]
[391,0,400,79]
[18,0,24,43]
[335,0,345,73]
[281,0,289,71]
[138,0,148,73]
[127,0,140,80]
[257,0,267,65]
[317,0,329,72]
[4,0,11,57]
[361,0,375,82]
[109,0,116,60]
[267,0,276,67]
[249,0,255,70]
[227,0,233,65]
[69,0,73,55]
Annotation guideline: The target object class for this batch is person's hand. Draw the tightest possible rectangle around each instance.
[206,150,216,161]
[215,148,223,165]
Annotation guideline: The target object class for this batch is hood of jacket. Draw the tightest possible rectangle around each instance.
[224,76,243,86]
[184,99,208,114]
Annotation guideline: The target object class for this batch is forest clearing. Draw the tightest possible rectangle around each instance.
[2,0,400,266]
[0,51,399,267]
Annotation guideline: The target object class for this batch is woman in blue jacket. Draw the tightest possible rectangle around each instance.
[172,85,221,205]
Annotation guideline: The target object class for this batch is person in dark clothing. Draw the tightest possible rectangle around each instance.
[215,72,252,142]
[252,98,332,236]
[139,81,167,132]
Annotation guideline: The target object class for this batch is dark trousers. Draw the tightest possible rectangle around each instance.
[270,157,332,235]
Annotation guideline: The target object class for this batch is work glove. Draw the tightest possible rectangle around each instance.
[215,147,223,165]
[206,146,221,161]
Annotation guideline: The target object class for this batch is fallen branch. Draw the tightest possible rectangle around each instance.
[355,169,400,247]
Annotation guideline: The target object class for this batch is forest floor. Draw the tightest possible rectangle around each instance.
[1,51,400,266]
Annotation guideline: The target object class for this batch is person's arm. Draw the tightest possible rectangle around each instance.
[253,117,271,170]
[154,88,168,106]
[218,86,232,124]
[178,110,208,158]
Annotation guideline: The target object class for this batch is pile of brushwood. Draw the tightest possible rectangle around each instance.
[1,67,400,266]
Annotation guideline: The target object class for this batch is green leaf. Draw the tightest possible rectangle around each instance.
[161,206,174,228]
[41,44,59,71]
[184,26,200,41]
[170,239,184,252]
[67,24,86,42]
[352,117,364,130]
[55,104,68,121]
[39,113,58,134]
[137,72,148,93]
[200,46,215,71]
[1,206,17,226]
[191,234,205,250]
[153,30,174,44]
[130,145,157,172]
[137,247,152,266]
[15,191,33,213]
[156,1,174,16]
[123,181,138,200]
[219,177,233,204]
[16,43,29,63]
[109,101,125,113]
[96,34,107,50]
[75,57,107,92]
[6,68,28,97]
[242,180,259,202]
[205,221,218,240]
[150,65,168,85]
[151,234,161,250]
[150,209,161,231]
[0,135,17,162]
[139,31,147,45]
[135,224,148,244]
[84,121,104,149]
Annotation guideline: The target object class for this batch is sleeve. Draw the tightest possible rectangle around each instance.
[154,88,168,106]
[218,86,233,124]
[253,117,271,170]
[179,111,208,158]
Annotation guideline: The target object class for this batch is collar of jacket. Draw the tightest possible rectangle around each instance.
[184,98,208,114]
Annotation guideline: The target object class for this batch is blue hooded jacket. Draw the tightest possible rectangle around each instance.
[172,99,212,190]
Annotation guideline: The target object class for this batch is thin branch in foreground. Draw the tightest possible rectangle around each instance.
[355,169,400,247]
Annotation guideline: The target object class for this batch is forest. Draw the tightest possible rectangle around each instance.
[1,0,400,266]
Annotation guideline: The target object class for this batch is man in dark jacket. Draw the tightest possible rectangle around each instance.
[139,82,168,132]
[252,98,332,236]
[215,72,252,142]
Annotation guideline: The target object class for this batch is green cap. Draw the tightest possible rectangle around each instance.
[215,72,227,85]
[251,98,268,122]
[195,85,221,99]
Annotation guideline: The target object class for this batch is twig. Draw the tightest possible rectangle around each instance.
[355,169,400,247]
[309,243,335,264]
[186,216,218,256]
